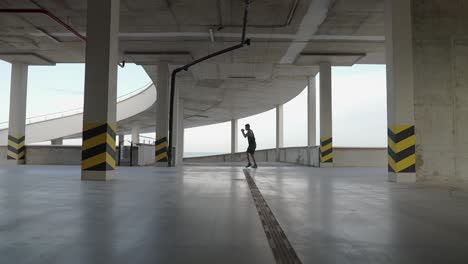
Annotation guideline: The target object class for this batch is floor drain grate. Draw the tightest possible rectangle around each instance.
[243,169,302,264]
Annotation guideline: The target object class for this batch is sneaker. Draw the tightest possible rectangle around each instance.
[245,163,252,168]
[252,164,258,169]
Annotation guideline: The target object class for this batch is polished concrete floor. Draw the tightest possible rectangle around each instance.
[0,165,468,263]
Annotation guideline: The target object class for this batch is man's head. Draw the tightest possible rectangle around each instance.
[245,124,250,131]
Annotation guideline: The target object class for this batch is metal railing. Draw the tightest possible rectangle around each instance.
[0,82,153,130]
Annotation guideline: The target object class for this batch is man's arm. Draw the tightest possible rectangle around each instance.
[241,129,247,138]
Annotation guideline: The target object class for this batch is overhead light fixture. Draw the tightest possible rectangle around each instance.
[34,28,61,44]
[209,28,215,43]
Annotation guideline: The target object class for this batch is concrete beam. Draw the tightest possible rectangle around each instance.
[6,63,28,164]
[319,62,333,167]
[81,0,120,181]
[280,0,333,64]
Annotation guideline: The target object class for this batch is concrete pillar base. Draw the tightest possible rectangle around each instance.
[81,170,115,181]
[388,172,416,183]
[320,163,333,168]
[4,160,25,165]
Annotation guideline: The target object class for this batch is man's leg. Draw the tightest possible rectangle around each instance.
[246,151,251,167]
[251,153,258,168]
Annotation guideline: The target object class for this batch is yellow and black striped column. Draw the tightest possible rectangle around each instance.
[388,125,416,174]
[7,134,25,161]
[319,62,333,168]
[155,136,168,165]
[6,63,28,164]
[320,137,333,165]
[81,123,116,180]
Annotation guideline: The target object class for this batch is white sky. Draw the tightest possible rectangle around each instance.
[184,64,388,155]
[0,61,387,154]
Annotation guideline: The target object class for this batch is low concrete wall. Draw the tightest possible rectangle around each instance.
[334,148,387,167]
[184,147,387,168]
[0,145,386,167]
[26,146,82,165]
[136,144,155,166]
[184,147,320,167]
[0,145,81,165]
[0,144,156,166]
[0,146,7,164]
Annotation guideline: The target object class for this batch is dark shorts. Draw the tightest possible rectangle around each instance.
[247,144,256,154]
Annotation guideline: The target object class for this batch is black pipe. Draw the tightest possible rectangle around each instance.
[241,0,250,43]
[167,0,251,166]
[129,142,133,167]
[117,138,121,166]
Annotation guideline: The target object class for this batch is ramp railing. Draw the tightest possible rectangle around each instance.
[0,82,153,130]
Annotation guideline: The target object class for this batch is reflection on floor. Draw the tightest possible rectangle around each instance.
[0,165,467,263]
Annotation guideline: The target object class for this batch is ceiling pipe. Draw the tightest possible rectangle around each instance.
[167,0,251,167]
[0,9,86,42]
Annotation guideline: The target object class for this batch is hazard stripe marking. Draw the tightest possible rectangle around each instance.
[388,125,416,173]
[7,134,25,160]
[320,137,333,163]
[81,123,116,171]
[155,136,168,162]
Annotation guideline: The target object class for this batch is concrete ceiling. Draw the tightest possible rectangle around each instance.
[0,0,386,130]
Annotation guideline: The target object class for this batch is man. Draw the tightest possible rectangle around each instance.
[241,124,257,168]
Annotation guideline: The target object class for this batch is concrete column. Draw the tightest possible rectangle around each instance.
[319,62,333,167]
[81,0,120,181]
[6,63,28,164]
[176,99,184,165]
[385,0,416,183]
[117,134,124,165]
[155,63,170,166]
[51,138,63,145]
[131,127,140,144]
[231,119,238,154]
[171,82,180,166]
[276,104,284,161]
[308,76,317,147]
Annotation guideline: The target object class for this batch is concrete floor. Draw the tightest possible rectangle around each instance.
[0,165,468,264]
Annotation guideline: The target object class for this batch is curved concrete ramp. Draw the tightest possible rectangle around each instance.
[0,84,156,145]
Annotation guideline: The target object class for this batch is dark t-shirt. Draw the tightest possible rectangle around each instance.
[247,130,256,146]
